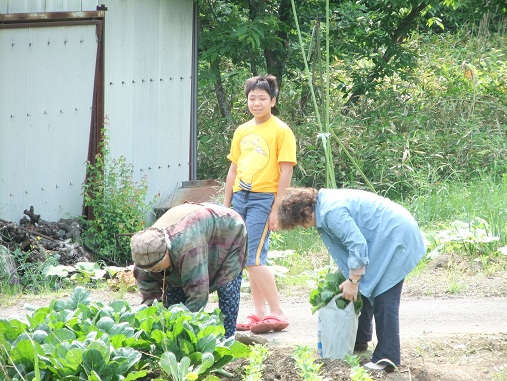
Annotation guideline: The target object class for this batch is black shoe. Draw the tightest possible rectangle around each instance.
[354,342,368,351]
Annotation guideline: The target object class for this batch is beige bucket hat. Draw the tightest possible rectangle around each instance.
[131,228,171,270]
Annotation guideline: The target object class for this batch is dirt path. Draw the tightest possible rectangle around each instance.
[232,293,507,381]
[3,292,505,344]
[235,296,507,347]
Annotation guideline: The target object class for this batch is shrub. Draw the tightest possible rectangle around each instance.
[81,128,156,265]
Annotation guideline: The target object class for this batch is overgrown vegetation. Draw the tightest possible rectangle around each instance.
[195,3,507,291]
[196,2,507,200]
[0,244,65,297]
[81,128,156,266]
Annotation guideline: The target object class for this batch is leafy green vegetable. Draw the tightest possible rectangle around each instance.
[309,270,363,315]
[0,287,250,381]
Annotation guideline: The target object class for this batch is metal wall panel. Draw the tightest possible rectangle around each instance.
[3,0,45,13]
[44,0,91,11]
[0,0,99,12]
[0,0,195,222]
[45,1,79,11]
[81,0,100,11]
[0,25,97,222]
[104,0,194,208]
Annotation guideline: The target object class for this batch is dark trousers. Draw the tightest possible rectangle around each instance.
[356,280,404,366]
[165,272,243,338]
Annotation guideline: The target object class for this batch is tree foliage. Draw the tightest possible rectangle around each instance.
[196,0,507,198]
[196,0,504,108]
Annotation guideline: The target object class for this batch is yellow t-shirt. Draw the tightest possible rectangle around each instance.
[227,116,297,193]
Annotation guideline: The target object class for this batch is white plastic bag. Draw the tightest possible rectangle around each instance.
[317,294,359,359]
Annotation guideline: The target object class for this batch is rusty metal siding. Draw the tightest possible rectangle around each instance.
[0,23,98,222]
[104,0,194,207]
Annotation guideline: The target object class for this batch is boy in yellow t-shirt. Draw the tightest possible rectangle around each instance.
[224,74,297,334]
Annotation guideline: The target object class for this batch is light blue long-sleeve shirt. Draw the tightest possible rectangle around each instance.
[315,189,426,303]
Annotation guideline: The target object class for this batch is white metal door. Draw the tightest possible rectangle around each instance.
[0,23,97,222]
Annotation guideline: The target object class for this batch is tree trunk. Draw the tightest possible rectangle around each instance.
[210,59,233,123]
[263,0,292,86]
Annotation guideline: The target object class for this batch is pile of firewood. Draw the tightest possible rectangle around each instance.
[0,206,92,269]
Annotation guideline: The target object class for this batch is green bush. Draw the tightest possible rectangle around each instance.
[81,129,156,265]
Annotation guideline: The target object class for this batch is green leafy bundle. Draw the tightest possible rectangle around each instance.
[0,287,250,381]
[309,270,363,315]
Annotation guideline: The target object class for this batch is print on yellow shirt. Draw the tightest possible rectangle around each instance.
[238,134,270,191]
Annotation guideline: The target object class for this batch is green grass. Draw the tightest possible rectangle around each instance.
[268,228,329,292]
[0,283,22,305]
[409,174,507,243]
[494,366,507,381]
[270,227,326,255]
[447,281,467,294]
[0,285,70,307]
[408,175,507,274]
[268,175,507,291]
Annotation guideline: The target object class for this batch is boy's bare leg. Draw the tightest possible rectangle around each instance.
[248,265,288,320]
[249,269,266,319]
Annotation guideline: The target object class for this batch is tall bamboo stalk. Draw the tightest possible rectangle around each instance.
[291,0,336,189]
[290,0,375,193]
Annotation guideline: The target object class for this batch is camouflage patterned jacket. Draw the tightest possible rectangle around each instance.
[133,203,247,312]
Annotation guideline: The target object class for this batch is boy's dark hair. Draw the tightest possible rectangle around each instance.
[244,74,279,99]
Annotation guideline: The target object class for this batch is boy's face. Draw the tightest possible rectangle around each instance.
[247,88,276,124]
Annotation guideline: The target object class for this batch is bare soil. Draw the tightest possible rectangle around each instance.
[219,264,507,381]
[1,264,506,381]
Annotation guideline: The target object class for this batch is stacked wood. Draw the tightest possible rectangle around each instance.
[0,207,92,268]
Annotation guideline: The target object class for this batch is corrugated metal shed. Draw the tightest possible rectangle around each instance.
[0,0,197,223]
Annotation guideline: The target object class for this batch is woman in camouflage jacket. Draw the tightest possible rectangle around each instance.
[131,202,247,337]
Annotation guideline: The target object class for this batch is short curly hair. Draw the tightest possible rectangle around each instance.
[278,187,318,230]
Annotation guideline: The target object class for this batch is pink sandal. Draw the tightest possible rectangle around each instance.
[236,314,261,331]
[250,316,289,334]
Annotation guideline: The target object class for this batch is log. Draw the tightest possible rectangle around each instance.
[23,206,40,225]
[0,207,92,269]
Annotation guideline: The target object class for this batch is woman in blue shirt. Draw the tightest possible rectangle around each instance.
[277,187,426,372]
